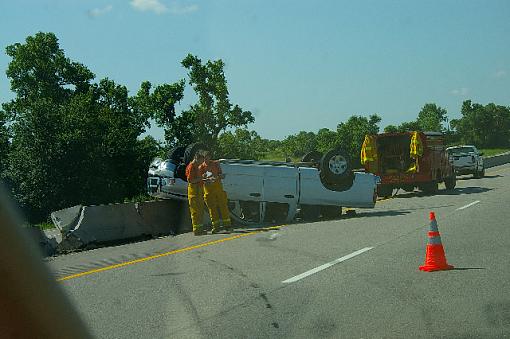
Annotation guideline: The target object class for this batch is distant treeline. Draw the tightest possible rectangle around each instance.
[1,32,509,223]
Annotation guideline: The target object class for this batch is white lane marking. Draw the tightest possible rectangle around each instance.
[282,247,373,284]
[456,200,481,210]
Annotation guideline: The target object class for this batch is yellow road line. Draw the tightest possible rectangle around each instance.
[57,226,282,282]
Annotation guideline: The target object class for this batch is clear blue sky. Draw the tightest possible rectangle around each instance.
[1,0,509,140]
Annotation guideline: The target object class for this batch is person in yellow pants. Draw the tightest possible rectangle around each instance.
[200,152,232,233]
[186,152,207,236]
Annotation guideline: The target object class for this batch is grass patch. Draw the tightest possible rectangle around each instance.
[480,148,510,157]
[34,222,55,230]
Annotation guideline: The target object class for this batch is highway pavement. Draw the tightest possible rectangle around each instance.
[46,163,510,338]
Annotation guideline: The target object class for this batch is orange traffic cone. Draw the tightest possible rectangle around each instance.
[419,212,454,272]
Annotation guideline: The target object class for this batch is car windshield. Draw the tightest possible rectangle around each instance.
[449,147,476,154]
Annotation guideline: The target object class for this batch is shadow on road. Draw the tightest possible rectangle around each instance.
[453,267,485,270]
[457,174,502,181]
[355,210,411,218]
[392,186,492,199]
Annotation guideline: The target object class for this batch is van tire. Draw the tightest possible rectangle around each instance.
[319,149,352,184]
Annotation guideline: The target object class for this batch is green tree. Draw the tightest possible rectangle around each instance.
[132,80,185,146]
[315,128,337,153]
[451,100,510,148]
[217,129,261,160]
[170,54,254,152]
[416,103,447,132]
[2,32,155,221]
[336,114,382,166]
[280,131,317,158]
[383,124,399,133]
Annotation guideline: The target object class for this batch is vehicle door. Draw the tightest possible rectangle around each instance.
[262,165,299,222]
[221,162,264,201]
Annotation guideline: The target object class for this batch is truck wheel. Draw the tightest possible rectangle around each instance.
[401,184,415,193]
[301,151,323,164]
[321,206,342,220]
[475,167,485,178]
[184,143,208,165]
[444,176,456,190]
[420,182,438,194]
[319,149,351,183]
[377,185,393,198]
[300,205,320,221]
[167,146,185,163]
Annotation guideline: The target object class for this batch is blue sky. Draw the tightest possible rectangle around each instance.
[1,0,509,140]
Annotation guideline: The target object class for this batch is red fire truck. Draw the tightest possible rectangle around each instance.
[361,131,456,197]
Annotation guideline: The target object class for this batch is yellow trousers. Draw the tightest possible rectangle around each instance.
[187,183,204,232]
[203,181,231,230]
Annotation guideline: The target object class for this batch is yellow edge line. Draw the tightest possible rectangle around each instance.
[57,226,282,282]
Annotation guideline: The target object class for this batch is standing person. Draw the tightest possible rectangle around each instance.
[200,151,233,233]
[186,151,207,236]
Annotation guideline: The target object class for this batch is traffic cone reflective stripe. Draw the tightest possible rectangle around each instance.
[419,212,454,272]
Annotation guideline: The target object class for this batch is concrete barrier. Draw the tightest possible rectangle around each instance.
[23,227,58,257]
[51,200,194,250]
[484,151,510,168]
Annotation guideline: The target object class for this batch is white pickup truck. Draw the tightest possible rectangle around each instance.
[147,144,379,225]
[446,145,485,178]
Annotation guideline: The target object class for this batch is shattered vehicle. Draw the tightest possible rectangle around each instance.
[361,131,456,197]
[446,145,485,178]
[147,143,380,226]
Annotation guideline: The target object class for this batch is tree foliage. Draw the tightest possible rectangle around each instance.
[416,103,447,132]
[383,103,447,133]
[217,129,261,160]
[169,54,254,152]
[2,32,158,221]
[336,114,381,166]
[451,100,510,148]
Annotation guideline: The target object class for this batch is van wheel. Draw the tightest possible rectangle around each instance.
[445,176,456,190]
[319,149,351,183]
[300,205,320,221]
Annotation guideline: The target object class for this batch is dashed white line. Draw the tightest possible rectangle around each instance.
[282,247,374,284]
[457,200,481,210]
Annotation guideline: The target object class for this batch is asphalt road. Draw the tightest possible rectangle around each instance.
[46,163,510,338]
